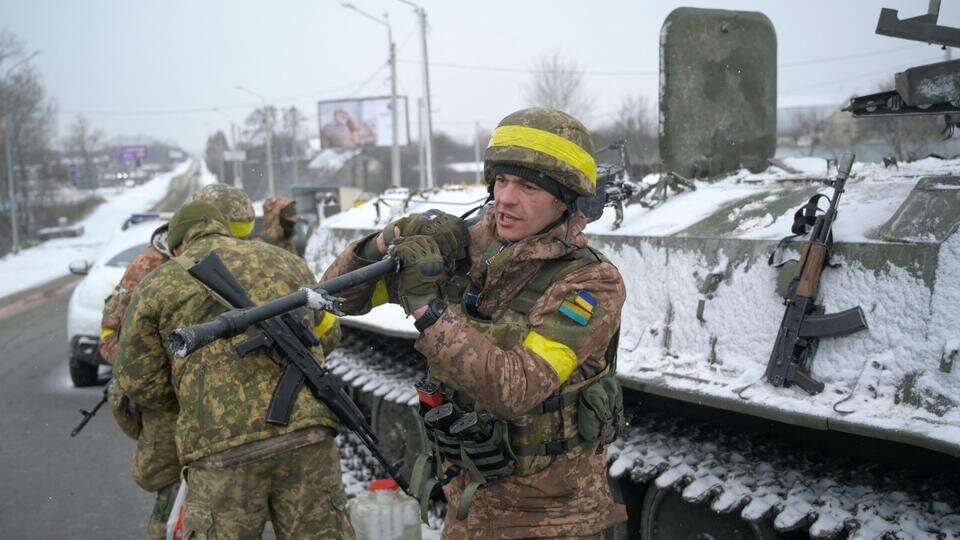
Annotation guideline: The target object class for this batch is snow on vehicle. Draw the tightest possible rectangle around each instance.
[66,214,169,386]
[306,5,960,538]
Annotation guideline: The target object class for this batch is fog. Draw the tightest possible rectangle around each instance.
[2,0,956,153]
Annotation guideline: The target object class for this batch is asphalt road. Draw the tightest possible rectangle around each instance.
[0,277,154,538]
[0,159,202,538]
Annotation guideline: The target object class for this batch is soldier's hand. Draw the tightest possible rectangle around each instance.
[384,210,469,262]
[390,235,444,314]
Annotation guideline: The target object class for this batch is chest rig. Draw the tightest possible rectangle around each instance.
[409,240,624,521]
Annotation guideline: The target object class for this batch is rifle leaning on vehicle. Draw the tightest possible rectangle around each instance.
[166,253,411,493]
[764,152,869,394]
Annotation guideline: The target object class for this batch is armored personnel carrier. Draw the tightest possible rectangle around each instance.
[307,4,960,538]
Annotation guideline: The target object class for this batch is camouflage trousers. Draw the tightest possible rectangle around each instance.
[182,439,354,539]
[148,481,180,540]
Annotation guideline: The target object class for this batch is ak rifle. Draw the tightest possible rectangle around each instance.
[764,152,868,394]
[166,253,409,493]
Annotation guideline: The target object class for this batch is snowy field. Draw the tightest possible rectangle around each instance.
[0,160,214,300]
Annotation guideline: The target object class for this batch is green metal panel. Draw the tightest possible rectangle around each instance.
[876,176,960,243]
[660,8,777,178]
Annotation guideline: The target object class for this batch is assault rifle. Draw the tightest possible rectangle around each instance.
[166,253,410,493]
[764,152,868,394]
[70,384,109,436]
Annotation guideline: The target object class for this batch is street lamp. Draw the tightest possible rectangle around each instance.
[398,0,434,189]
[235,85,275,197]
[213,108,243,190]
[3,50,42,255]
[341,2,402,188]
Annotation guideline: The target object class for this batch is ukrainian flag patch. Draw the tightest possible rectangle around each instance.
[559,291,596,326]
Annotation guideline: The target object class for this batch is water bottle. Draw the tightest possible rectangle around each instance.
[349,478,422,540]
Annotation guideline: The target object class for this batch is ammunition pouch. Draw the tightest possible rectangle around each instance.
[413,415,515,522]
[577,372,624,445]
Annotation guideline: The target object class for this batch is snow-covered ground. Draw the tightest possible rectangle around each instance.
[0,159,214,300]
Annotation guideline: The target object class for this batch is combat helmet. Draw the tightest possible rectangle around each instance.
[191,184,256,238]
[167,201,228,249]
[484,107,597,201]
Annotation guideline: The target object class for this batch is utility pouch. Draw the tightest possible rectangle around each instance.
[577,374,624,444]
[454,419,515,521]
[107,380,142,440]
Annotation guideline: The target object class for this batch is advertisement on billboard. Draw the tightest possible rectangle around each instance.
[318,96,409,149]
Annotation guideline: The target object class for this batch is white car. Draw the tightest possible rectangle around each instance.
[66,214,169,386]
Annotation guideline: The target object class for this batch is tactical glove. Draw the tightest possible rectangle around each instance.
[384,209,469,262]
[390,235,444,314]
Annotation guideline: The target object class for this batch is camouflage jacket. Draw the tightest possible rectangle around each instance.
[115,219,340,464]
[322,210,627,538]
[99,225,170,364]
[256,196,297,255]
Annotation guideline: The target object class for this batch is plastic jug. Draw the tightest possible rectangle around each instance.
[349,478,422,540]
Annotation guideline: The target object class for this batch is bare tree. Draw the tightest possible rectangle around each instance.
[522,52,593,120]
[611,94,658,166]
[788,108,828,156]
[65,115,103,183]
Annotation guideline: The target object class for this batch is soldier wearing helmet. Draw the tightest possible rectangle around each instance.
[101,184,339,539]
[256,196,299,255]
[114,200,350,538]
[321,108,627,538]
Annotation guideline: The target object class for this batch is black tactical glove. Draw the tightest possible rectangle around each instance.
[390,235,444,314]
[383,209,470,262]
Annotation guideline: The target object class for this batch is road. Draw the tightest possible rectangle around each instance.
[0,278,154,538]
[0,163,201,538]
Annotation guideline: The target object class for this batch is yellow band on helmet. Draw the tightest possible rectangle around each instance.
[100,327,116,339]
[522,330,578,384]
[489,125,597,184]
[229,220,255,238]
[313,311,337,337]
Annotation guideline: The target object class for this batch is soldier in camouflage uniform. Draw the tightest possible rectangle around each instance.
[257,196,299,255]
[114,200,351,539]
[100,184,263,540]
[322,108,627,539]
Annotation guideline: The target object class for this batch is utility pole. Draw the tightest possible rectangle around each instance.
[4,115,18,254]
[2,51,40,255]
[289,107,300,186]
[232,123,242,190]
[235,85,275,196]
[400,0,434,188]
[417,97,426,188]
[342,3,401,188]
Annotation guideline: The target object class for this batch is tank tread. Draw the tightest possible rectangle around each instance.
[609,412,960,539]
[326,327,424,408]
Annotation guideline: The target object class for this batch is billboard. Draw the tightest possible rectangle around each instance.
[318,96,410,149]
[120,145,148,162]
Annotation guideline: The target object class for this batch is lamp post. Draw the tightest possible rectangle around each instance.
[398,0,434,188]
[235,85,275,197]
[213,108,242,190]
[341,2,401,188]
[3,50,42,255]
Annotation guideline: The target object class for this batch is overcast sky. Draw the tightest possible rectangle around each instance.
[2,0,957,154]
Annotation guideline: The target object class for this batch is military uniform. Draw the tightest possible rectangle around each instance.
[101,185,264,540]
[257,196,298,255]
[322,108,627,538]
[115,202,350,539]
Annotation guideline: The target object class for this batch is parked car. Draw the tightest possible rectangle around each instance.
[66,214,168,386]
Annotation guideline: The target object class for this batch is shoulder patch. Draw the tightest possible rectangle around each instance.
[558,291,597,326]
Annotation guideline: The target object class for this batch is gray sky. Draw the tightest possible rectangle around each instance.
[2,0,957,154]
